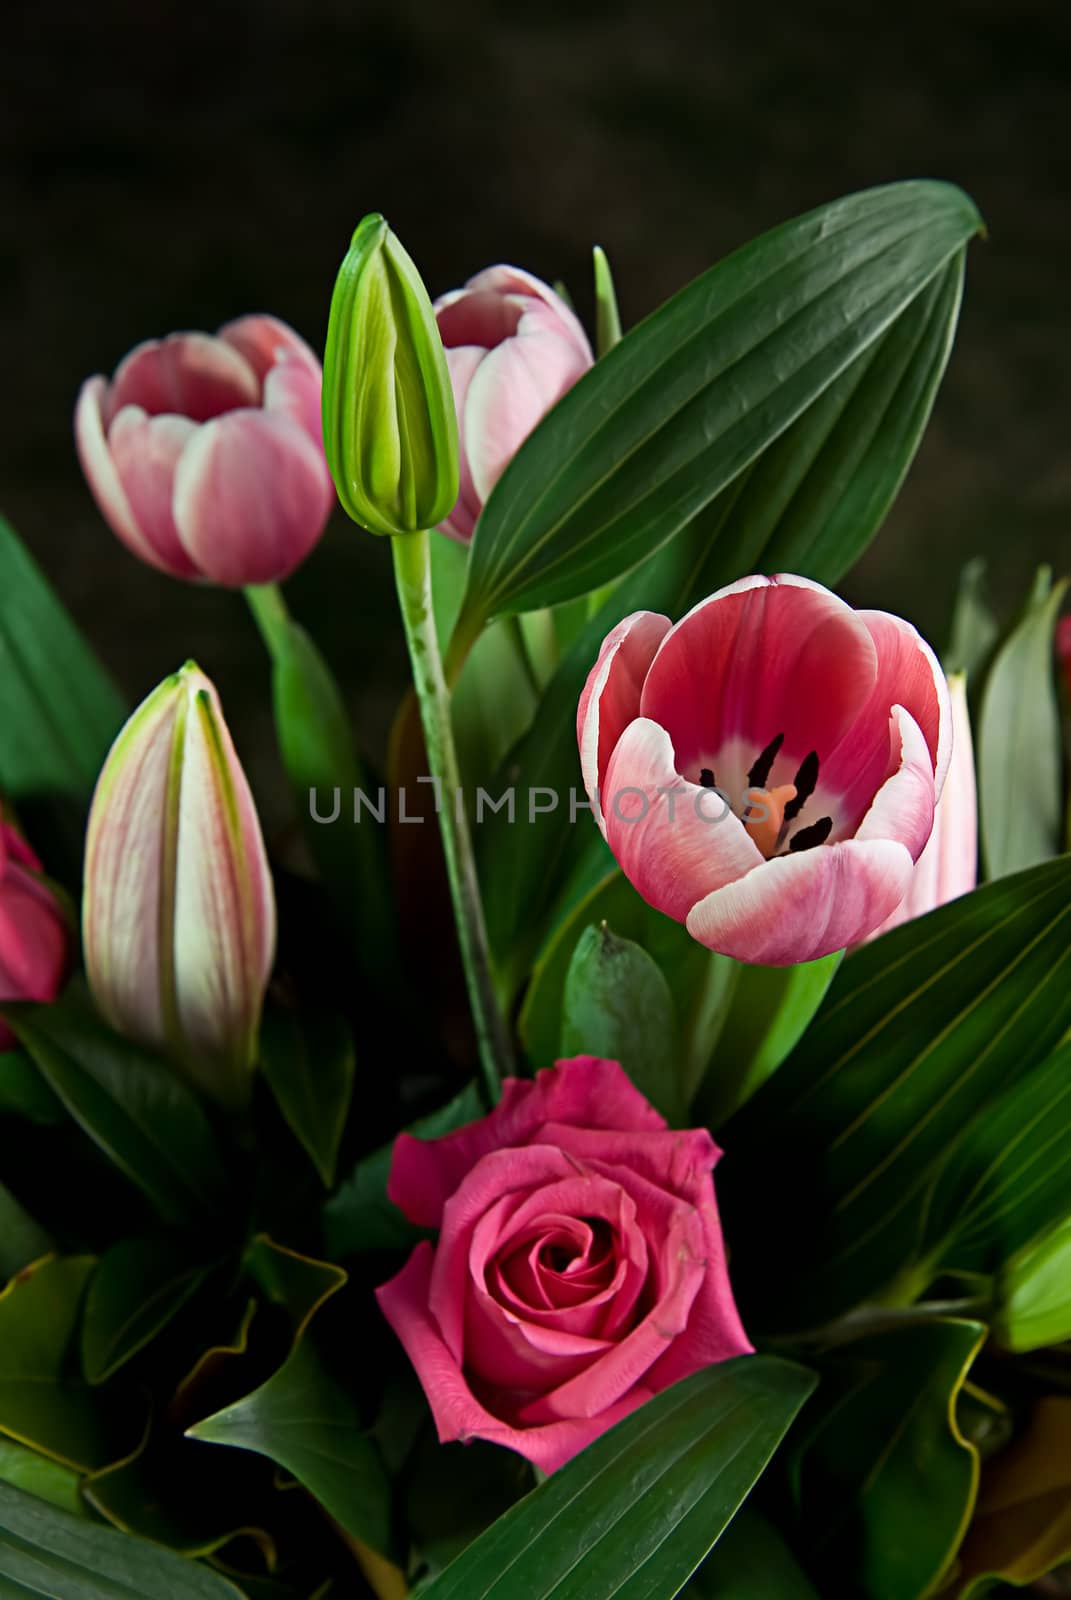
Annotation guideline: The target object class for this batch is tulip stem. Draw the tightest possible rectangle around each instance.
[244,582,293,658]
[393,531,512,1101]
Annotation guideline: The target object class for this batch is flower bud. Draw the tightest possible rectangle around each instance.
[83,663,276,1105]
[0,818,69,1049]
[995,1218,1071,1352]
[322,214,459,536]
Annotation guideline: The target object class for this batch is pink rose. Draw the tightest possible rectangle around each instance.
[375,1056,751,1472]
[0,819,69,1051]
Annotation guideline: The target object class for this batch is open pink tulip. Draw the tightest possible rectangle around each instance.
[434,266,593,541]
[75,315,335,585]
[867,672,976,939]
[0,820,69,1050]
[577,575,952,965]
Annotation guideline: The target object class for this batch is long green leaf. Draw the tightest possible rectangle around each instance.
[1,993,229,1226]
[459,181,979,625]
[81,1238,211,1385]
[0,516,125,802]
[688,1509,821,1597]
[0,1478,243,1597]
[978,568,1069,879]
[260,1009,355,1188]
[721,856,1071,1332]
[478,249,968,980]
[419,1357,814,1600]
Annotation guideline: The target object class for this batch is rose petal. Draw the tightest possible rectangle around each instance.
[106,333,259,423]
[685,836,915,964]
[172,410,334,586]
[389,1057,666,1229]
[577,611,672,829]
[108,406,201,579]
[601,718,762,924]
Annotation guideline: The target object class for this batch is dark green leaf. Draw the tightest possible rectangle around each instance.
[407,1437,533,1580]
[0,1050,65,1125]
[1,992,229,1226]
[0,1182,53,1280]
[260,1010,355,1188]
[979,568,1069,879]
[792,1320,983,1600]
[995,1217,1071,1352]
[0,1255,135,1471]
[0,515,125,802]
[323,1082,483,1260]
[689,1508,821,1598]
[419,1357,815,1600]
[721,856,1071,1332]
[560,923,681,1121]
[189,1340,393,1559]
[478,247,969,981]
[243,1237,346,1340]
[0,1478,244,1598]
[459,181,980,623]
[946,558,1000,677]
[81,1237,212,1385]
[0,1438,84,1517]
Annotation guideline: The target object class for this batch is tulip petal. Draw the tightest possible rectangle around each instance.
[75,379,192,578]
[172,410,334,586]
[437,346,486,541]
[389,1057,666,1229]
[108,407,201,580]
[450,265,593,362]
[263,358,328,452]
[854,705,936,861]
[685,836,915,965]
[218,314,321,382]
[577,611,672,828]
[601,718,763,924]
[639,575,879,800]
[436,289,525,350]
[463,321,592,505]
[106,333,259,423]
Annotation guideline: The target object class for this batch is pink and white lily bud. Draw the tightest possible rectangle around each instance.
[577,575,953,966]
[0,820,70,1050]
[866,672,977,939]
[83,663,276,1105]
[433,267,593,542]
[75,316,335,586]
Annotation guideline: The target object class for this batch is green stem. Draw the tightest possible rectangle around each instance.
[244,582,292,662]
[393,532,512,1101]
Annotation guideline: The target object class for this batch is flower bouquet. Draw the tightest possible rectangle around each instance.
[1,179,1070,1600]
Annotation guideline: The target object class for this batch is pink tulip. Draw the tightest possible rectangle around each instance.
[0,820,69,1050]
[577,575,952,966]
[433,267,593,541]
[75,315,335,586]
[867,672,976,939]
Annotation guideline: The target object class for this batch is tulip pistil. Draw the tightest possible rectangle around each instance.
[742,783,798,858]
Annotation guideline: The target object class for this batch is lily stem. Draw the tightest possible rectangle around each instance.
[393,531,512,1102]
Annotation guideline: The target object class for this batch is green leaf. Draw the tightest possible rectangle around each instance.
[478,244,969,982]
[0,1182,53,1281]
[688,1508,821,1597]
[81,1237,212,1385]
[994,1217,1071,1353]
[792,1320,984,1600]
[260,1010,356,1188]
[419,1357,815,1600]
[592,246,622,357]
[323,1081,483,1260]
[946,557,1000,677]
[0,1437,84,1517]
[1,992,229,1226]
[919,1038,1071,1280]
[721,855,1071,1332]
[243,1237,346,1340]
[0,1255,135,1471]
[0,1478,244,1598]
[0,515,125,802]
[0,1050,65,1125]
[407,1437,533,1580]
[560,923,681,1121]
[979,568,1069,879]
[693,952,844,1127]
[459,180,980,625]
[189,1340,393,1560]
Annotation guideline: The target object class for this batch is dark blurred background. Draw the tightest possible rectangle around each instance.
[4,0,1069,817]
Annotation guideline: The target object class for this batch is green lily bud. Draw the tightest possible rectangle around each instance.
[994,1218,1071,1352]
[83,662,276,1109]
[322,213,459,536]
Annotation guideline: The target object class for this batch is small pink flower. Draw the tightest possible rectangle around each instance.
[375,1056,751,1473]
[1058,617,1071,706]
[0,820,69,1050]
[867,672,976,939]
[434,267,593,542]
[75,316,335,586]
[577,575,952,965]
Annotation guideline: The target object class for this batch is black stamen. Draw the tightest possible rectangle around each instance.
[789,815,833,852]
[783,750,819,822]
[699,768,716,788]
[747,732,784,789]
